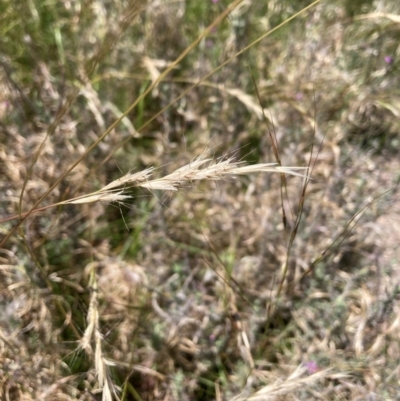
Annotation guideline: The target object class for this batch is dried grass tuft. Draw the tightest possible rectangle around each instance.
[231,366,347,401]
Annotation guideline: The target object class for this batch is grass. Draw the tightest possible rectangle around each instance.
[1,0,400,400]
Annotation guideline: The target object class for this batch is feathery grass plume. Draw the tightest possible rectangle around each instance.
[57,156,309,206]
[0,156,309,222]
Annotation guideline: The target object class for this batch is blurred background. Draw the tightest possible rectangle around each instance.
[0,0,399,399]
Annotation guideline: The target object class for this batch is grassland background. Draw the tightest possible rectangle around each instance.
[1,0,400,400]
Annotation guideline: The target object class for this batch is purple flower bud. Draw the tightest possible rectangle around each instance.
[304,361,318,374]
[384,56,394,64]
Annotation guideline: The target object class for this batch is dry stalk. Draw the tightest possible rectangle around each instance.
[78,268,116,401]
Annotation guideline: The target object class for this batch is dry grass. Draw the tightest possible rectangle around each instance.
[1,0,400,400]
